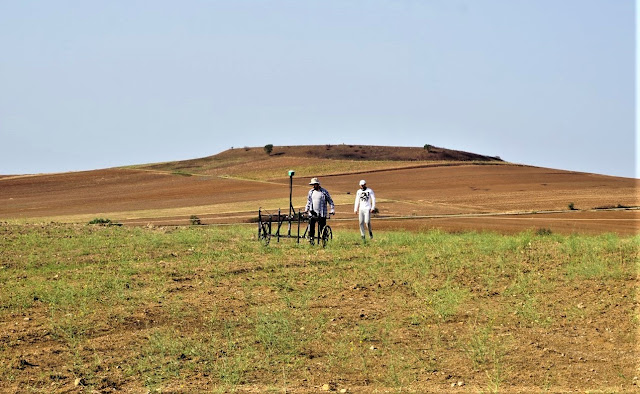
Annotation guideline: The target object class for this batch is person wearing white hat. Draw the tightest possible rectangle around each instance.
[354,179,375,240]
[304,177,335,245]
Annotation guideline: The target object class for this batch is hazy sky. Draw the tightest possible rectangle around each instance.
[1,0,636,178]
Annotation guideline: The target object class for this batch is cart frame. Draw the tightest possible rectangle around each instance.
[256,170,333,247]
[257,208,332,247]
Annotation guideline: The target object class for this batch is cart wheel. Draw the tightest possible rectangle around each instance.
[321,226,332,248]
[259,223,271,246]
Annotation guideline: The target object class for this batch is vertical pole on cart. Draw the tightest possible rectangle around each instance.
[288,170,295,237]
[277,208,281,242]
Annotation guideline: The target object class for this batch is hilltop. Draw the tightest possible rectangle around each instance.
[133,144,502,175]
[127,144,504,182]
[218,144,502,162]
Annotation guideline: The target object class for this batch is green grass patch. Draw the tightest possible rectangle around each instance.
[0,223,637,392]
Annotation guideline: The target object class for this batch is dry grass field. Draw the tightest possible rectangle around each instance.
[1,145,638,392]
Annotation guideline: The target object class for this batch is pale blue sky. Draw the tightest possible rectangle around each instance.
[1,0,636,178]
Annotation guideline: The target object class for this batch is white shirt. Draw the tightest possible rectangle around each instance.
[311,190,323,213]
[354,187,375,212]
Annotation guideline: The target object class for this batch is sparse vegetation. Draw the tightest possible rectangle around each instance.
[263,144,274,155]
[189,215,202,225]
[87,218,120,226]
[535,228,553,236]
[171,171,192,177]
[424,144,433,152]
[568,202,576,210]
[1,223,636,392]
[594,204,633,210]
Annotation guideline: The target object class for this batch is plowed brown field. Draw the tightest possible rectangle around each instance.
[1,161,638,235]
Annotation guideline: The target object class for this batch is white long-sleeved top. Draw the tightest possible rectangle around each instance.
[354,187,376,212]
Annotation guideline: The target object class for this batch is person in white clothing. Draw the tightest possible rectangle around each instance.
[354,179,375,240]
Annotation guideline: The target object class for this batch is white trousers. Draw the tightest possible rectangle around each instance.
[359,209,372,238]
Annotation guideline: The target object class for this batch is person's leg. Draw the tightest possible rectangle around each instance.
[364,210,373,238]
[308,216,317,243]
[358,210,366,238]
[318,217,326,237]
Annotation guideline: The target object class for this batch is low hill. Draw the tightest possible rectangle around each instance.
[219,144,502,162]
[152,144,500,165]
[131,144,503,180]
[0,145,637,234]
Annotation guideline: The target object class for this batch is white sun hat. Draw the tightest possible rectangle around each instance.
[359,179,366,186]
[309,177,320,185]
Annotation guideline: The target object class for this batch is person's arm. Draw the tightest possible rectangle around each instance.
[369,189,376,212]
[354,190,360,213]
[304,190,312,213]
[325,189,335,214]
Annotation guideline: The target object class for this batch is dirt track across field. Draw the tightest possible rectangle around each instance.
[1,163,638,234]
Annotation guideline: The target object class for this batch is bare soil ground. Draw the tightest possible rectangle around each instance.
[1,146,639,392]
[1,152,637,234]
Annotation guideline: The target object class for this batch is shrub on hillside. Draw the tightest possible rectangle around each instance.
[536,228,553,236]
[89,218,112,225]
[88,218,121,226]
